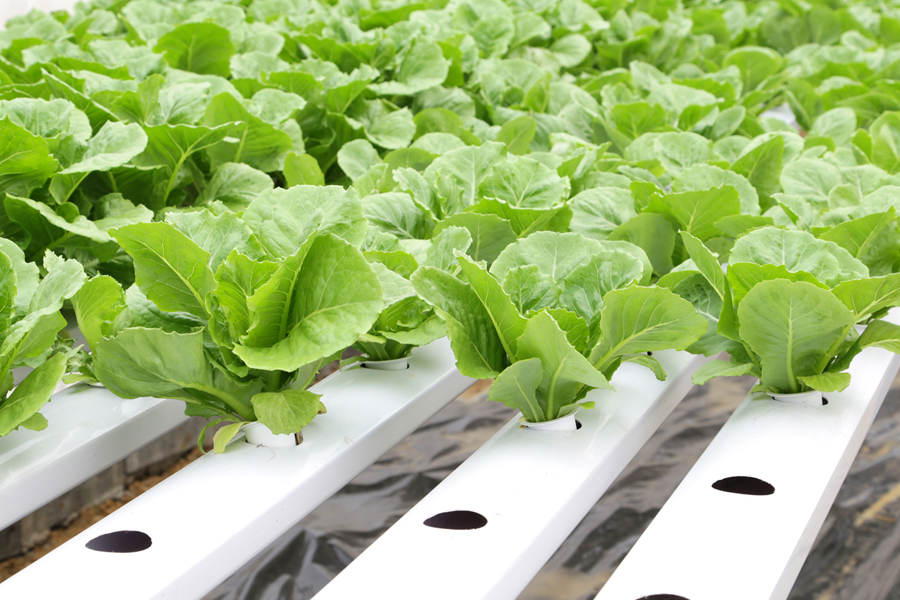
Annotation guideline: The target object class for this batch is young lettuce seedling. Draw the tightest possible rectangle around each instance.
[72,186,383,451]
[412,232,707,423]
[0,240,86,436]
[675,228,900,394]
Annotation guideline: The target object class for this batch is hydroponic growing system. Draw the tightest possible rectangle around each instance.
[1,0,900,598]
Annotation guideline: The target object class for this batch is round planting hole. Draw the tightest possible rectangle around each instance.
[423,510,487,530]
[646,351,653,356]
[575,420,583,430]
[712,476,775,496]
[822,397,829,406]
[637,595,691,600]
[86,530,152,553]
[360,362,410,370]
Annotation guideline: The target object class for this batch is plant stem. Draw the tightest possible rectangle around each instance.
[193,384,255,422]
[261,370,282,393]
[814,323,856,375]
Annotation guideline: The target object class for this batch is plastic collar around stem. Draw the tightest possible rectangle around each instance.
[770,389,823,407]
[519,409,579,431]
[361,356,411,371]
[242,422,301,448]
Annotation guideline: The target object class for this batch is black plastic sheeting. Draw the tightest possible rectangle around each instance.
[204,373,900,600]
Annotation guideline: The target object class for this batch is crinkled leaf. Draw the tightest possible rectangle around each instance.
[515,310,611,420]
[71,275,124,352]
[411,266,505,379]
[234,235,382,372]
[112,222,216,319]
[243,185,366,257]
[488,357,543,422]
[0,352,65,436]
[154,22,235,77]
[0,118,58,197]
[589,286,707,373]
[692,359,756,385]
[738,280,854,394]
[832,274,900,322]
[251,389,325,435]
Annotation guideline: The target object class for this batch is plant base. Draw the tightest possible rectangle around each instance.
[362,356,411,371]
[770,390,823,407]
[242,422,301,448]
[519,411,579,432]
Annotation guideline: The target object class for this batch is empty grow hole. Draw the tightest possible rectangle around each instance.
[423,510,487,530]
[712,476,775,496]
[575,420,582,430]
[637,595,690,600]
[85,530,152,553]
[822,397,829,406]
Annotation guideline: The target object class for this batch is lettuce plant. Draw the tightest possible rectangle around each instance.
[353,226,472,362]
[412,232,706,422]
[72,186,383,450]
[675,228,900,395]
[349,139,575,268]
[0,239,85,436]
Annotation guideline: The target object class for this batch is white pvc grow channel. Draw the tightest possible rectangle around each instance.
[0,388,187,530]
[595,327,900,600]
[0,0,197,533]
[314,349,713,600]
[0,339,472,600]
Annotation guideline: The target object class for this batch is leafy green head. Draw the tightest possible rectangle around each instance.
[74,186,384,449]
[680,228,900,395]
[353,225,474,362]
[0,240,86,437]
[412,231,706,422]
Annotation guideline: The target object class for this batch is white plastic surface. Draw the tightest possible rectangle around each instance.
[1,339,472,600]
[361,356,411,371]
[0,386,188,530]
[241,422,299,448]
[771,389,824,407]
[518,411,579,431]
[595,346,900,600]
[314,349,713,600]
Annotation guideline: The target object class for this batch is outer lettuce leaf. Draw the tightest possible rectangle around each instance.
[738,280,855,394]
[234,234,382,371]
[112,222,216,320]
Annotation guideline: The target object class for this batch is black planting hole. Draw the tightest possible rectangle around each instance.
[646,351,653,356]
[575,420,583,430]
[86,530,152,553]
[423,510,487,530]
[822,397,829,406]
[638,595,691,600]
[361,362,410,370]
[712,476,775,496]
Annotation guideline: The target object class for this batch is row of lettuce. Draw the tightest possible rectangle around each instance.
[3,0,900,448]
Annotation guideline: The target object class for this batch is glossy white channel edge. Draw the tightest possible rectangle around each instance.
[595,343,900,600]
[314,349,714,600]
[0,338,473,600]
[0,388,188,530]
